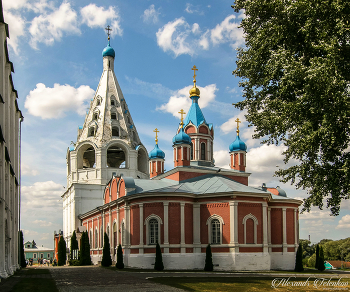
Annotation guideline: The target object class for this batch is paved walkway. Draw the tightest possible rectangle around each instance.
[50,266,185,292]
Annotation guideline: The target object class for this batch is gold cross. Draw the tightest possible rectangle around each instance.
[105,25,112,40]
[235,118,241,135]
[191,65,198,82]
[178,109,186,128]
[154,128,159,144]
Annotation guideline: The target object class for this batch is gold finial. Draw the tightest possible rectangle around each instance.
[178,109,186,128]
[105,25,112,41]
[189,66,200,97]
[154,128,159,144]
[235,118,241,135]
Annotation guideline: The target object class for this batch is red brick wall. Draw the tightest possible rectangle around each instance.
[104,187,110,204]
[222,175,248,185]
[238,203,262,244]
[130,205,140,245]
[185,203,193,244]
[199,126,208,134]
[286,208,295,244]
[164,171,205,182]
[168,202,180,244]
[119,180,125,198]
[185,126,196,134]
[271,208,282,244]
[119,208,125,245]
[111,179,118,201]
[240,247,263,253]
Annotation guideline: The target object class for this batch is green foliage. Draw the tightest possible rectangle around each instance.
[308,253,316,268]
[19,230,26,268]
[79,231,91,266]
[68,259,80,266]
[154,242,164,271]
[204,244,214,271]
[57,236,66,266]
[116,244,124,269]
[299,239,315,259]
[318,246,326,271]
[231,0,350,216]
[101,232,112,267]
[315,245,320,269]
[295,243,304,272]
[70,231,79,260]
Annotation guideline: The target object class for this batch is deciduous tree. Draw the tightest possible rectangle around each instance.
[232,0,349,216]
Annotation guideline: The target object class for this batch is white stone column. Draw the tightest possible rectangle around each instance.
[229,201,238,253]
[193,203,201,253]
[139,204,144,254]
[282,207,287,253]
[109,208,112,255]
[262,202,268,253]
[180,202,185,253]
[125,205,130,246]
[163,202,169,253]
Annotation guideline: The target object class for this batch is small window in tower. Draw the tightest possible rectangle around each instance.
[93,113,98,120]
[88,127,95,137]
[111,113,117,120]
[111,100,115,106]
[112,127,119,137]
[201,143,206,160]
[96,99,100,106]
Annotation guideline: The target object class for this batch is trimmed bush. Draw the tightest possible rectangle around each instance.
[154,242,164,271]
[58,236,66,266]
[116,244,124,269]
[204,244,213,271]
[19,230,26,268]
[101,232,112,267]
[315,244,319,269]
[294,243,304,272]
[318,246,325,271]
[80,231,92,266]
[70,231,79,260]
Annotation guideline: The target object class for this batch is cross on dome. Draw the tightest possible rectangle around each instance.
[154,128,159,144]
[178,109,186,128]
[235,118,241,135]
[191,65,198,83]
[105,25,112,40]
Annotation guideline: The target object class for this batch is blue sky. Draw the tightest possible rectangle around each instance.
[4,0,349,248]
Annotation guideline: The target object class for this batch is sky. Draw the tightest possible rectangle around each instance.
[3,0,349,249]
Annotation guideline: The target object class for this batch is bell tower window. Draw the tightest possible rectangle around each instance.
[93,113,98,121]
[112,127,119,137]
[111,113,117,120]
[111,100,115,106]
[88,127,95,137]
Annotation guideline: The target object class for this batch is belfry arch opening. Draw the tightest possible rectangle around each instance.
[137,148,148,174]
[77,144,96,169]
[107,145,126,168]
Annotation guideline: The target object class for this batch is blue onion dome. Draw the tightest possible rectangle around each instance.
[172,127,191,145]
[149,144,165,159]
[229,135,247,152]
[102,40,115,58]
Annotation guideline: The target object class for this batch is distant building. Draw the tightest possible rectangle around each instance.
[0,1,23,278]
[24,241,54,263]
[326,261,350,269]
[66,35,302,270]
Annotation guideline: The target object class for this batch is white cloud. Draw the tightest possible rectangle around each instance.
[22,163,39,176]
[2,0,28,10]
[184,3,203,15]
[142,4,160,24]
[29,2,80,49]
[299,210,334,220]
[156,17,194,57]
[214,150,230,169]
[24,83,94,119]
[3,11,25,54]
[80,4,122,36]
[336,214,350,229]
[3,0,52,13]
[22,181,63,208]
[220,111,247,135]
[32,220,53,227]
[156,14,244,57]
[157,84,217,118]
[210,14,245,48]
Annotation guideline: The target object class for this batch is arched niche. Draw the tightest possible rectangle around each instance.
[137,146,148,174]
[77,143,96,169]
[107,144,127,168]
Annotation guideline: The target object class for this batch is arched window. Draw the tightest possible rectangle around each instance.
[206,215,224,245]
[96,99,100,106]
[107,145,125,168]
[88,127,95,137]
[100,226,103,247]
[106,224,110,239]
[113,222,117,254]
[95,228,98,249]
[242,214,258,244]
[93,113,98,121]
[111,113,117,120]
[149,219,158,245]
[78,145,95,169]
[190,142,194,160]
[112,127,119,137]
[201,143,206,160]
[111,100,115,106]
[211,219,220,244]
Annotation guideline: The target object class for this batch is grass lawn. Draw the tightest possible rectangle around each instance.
[149,276,349,292]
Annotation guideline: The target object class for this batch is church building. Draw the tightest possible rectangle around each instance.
[64,32,302,270]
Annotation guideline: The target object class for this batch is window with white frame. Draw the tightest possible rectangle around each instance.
[95,228,98,248]
[121,222,125,245]
[242,213,258,244]
[149,219,158,245]
[33,253,37,259]
[206,214,224,245]
[90,230,92,247]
